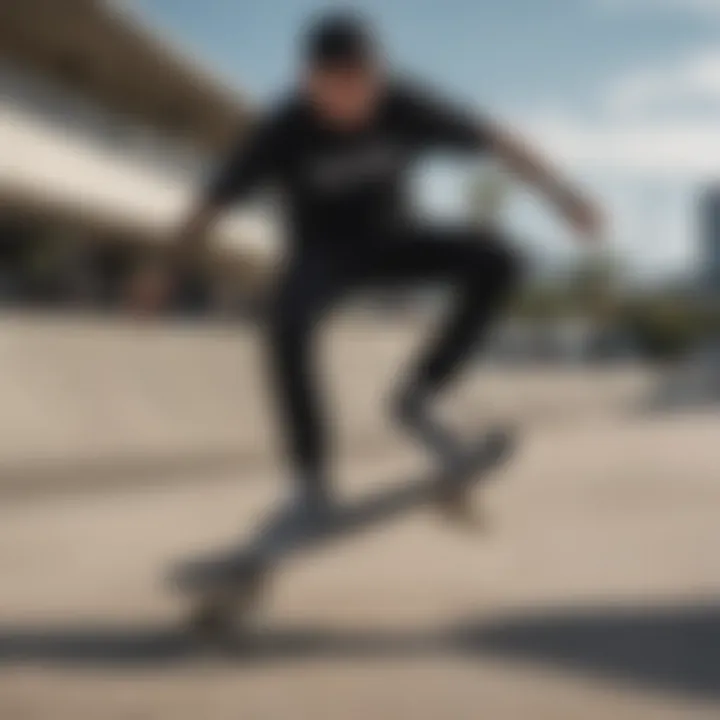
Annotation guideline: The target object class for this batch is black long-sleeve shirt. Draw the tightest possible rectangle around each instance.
[207,79,489,250]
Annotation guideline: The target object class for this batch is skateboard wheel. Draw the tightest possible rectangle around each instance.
[186,568,267,639]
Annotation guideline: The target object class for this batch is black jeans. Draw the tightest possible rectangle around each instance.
[267,225,521,486]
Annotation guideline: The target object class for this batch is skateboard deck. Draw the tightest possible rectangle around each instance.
[170,428,515,599]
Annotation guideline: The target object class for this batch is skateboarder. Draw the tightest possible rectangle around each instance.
[146,12,602,532]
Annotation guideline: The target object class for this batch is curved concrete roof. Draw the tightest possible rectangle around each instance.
[0,0,254,150]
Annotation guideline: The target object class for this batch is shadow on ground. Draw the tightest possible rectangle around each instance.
[0,599,718,701]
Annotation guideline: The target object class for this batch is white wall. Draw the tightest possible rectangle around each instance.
[0,65,276,258]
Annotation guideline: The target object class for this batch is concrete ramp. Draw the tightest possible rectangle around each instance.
[0,315,275,496]
[0,314,654,498]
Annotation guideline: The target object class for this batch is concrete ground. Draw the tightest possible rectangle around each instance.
[1,410,719,720]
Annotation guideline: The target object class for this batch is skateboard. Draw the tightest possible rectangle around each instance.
[169,428,516,638]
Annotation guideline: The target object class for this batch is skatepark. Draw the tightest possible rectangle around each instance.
[0,314,718,720]
[2,0,720,717]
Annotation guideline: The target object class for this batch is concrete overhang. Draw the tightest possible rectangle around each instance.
[0,0,255,150]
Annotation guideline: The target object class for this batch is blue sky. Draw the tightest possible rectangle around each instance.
[137,0,720,281]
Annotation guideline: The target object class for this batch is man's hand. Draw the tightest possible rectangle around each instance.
[125,201,221,316]
[555,187,604,243]
[125,261,175,316]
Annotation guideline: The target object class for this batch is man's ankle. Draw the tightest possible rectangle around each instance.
[294,473,332,513]
[394,380,436,419]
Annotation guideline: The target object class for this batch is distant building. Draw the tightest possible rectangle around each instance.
[0,0,274,313]
[700,185,720,300]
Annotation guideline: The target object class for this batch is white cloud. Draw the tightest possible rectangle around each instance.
[512,43,720,278]
[605,48,720,116]
[489,7,720,279]
[518,46,720,180]
[525,113,720,180]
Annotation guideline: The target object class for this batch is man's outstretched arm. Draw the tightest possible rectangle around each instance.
[407,84,603,241]
[171,113,285,267]
[482,120,603,242]
[128,114,284,311]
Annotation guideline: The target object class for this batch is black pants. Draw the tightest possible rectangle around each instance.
[267,225,521,485]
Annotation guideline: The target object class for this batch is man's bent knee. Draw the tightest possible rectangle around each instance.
[464,232,523,294]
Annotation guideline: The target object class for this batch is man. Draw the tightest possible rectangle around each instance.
[155,12,601,529]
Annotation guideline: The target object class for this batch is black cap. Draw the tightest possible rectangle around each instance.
[304,11,377,68]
